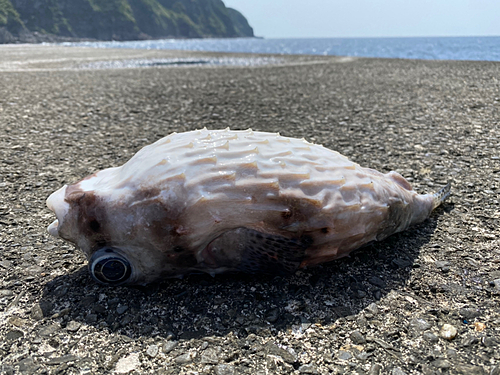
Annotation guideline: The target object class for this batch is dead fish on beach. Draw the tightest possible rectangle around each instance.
[46,128,450,285]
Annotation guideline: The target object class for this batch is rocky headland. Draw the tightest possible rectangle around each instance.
[0,0,254,43]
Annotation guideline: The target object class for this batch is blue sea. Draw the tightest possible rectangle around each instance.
[64,36,500,62]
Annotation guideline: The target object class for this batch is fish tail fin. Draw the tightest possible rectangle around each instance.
[432,182,451,210]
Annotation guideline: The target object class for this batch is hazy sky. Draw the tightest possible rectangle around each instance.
[223,0,500,38]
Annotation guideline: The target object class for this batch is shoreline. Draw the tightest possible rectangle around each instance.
[1,44,499,74]
[0,45,499,374]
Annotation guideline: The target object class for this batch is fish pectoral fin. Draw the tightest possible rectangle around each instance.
[200,228,309,275]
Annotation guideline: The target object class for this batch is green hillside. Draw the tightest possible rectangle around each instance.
[0,0,254,42]
[0,0,23,32]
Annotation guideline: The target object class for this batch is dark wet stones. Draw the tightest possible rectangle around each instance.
[116,305,128,315]
[368,276,386,288]
[265,308,280,323]
[392,258,412,268]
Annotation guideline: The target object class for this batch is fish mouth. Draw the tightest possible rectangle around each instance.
[48,220,60,237]
[46,185,69,237]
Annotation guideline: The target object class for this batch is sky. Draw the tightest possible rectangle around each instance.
[223,0,500,38]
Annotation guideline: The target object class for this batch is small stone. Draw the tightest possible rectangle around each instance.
[490,366,500,375]
[265,308,280,323]
[446,348,457,357]
[431,359,451,369]
[46,355,79,365]
[420,364,435,375]
[265,341,297,364]
[8,316,26,327]
[459,307,481,319]
[93,304,107,314]
[354,351,370,361]
[30,304,44,321]
[18,357,38,374]
[392,368,407,375]
[337,350,352,360]
[86,313,98,323]
[365,303,379,315]
[0,364,14,375]
[368,276,386,288]
[39,324,59,337]
[163,340,178,353]
[0,260,12,269]
[435,260,451,272]
[116,305,128,315]
[215,364,235,375]
[66,321,81,332]
[174,353,193,364]
[201,349,219,365]
[409,318,431,331]
[482,336,497,347]
[145,344,158,358]
[491,279,500,290]
[114,352,140,374]
[0,289,14,297]
[474,322,486,332]
[350,330,366,344]
[298,363,318,374]
[423,332,439,343]
[6,329,24,341]
[461,335,479,347]
[454,365,486,375]
[439,324,457,340]
[392,258,411,268]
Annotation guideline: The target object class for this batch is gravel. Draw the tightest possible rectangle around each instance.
[0,44,499,374]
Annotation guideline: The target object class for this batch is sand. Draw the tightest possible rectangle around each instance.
[0,44,499,374]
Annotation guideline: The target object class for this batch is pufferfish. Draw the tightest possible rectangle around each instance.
[46,128,450,286]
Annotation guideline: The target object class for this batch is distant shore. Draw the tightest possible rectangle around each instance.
[0,29,263,45]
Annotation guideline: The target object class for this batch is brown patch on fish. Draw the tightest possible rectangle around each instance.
[63,188,111,248]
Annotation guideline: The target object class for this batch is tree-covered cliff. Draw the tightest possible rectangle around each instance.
[0,0,254,43]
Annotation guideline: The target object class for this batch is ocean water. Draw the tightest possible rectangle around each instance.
[63,36,500,62]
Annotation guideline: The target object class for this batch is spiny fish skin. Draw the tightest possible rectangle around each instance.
[46,128,449,285]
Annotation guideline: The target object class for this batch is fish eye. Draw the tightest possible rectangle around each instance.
[90,249,132,285]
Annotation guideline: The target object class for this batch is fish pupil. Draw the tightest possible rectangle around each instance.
[101,260,126,281]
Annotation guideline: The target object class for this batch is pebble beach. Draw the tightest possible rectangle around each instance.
[0,44,499,374]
